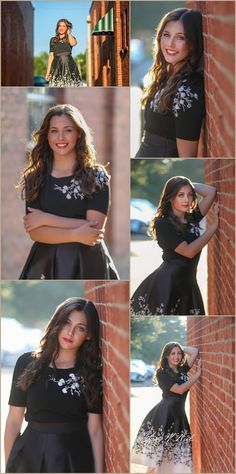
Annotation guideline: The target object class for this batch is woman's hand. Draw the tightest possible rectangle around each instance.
[24,208,48,232]
[75,221,104,246]
[195,359,201,378]
[45,73,50,81]
[211,201,220,229]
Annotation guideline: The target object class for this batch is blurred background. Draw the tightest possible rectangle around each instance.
[130,158,208,312]
[130,316,188,473]
[1,87,129,279]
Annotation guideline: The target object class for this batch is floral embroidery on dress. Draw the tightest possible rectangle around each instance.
[54,178,85,200]
[48,372,85,396]
[132,422,192,469]
[130,295,181,316]
[172,81,198,117]
[53,169,109,200]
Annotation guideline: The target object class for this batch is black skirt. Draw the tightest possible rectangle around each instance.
[19,241,119,280]
[131,395,192,471]
[6,422,94,473]
[135,131,179,158]
[131,259,205,316]
[49,52,82,87]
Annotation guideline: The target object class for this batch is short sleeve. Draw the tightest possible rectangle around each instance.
[87,169,110,215]
[49,38,54,53]
[173,74,205,141]
[155,218,185,250]
[157,370,176,391]
[8,353,33,407]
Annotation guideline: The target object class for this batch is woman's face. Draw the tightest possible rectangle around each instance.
[47,114,79,158]
[160,20,189,67]
[167,345,183,369]
[57,21,67,36]
[171,184,194,215]
[58,310,90,352]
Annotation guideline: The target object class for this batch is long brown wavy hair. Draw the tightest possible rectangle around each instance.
[149,176,198,240]
[17,298,102,409]
[51,19,73,45]
[154,341,186,382]
[142,8,203,112]
[18,104,109,202]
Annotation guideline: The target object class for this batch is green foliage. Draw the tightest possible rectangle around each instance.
[131,159,204,206]
[33,51,86,80]
[74,53,86,81]
[1,281,85,327]
[131,316,186,364]
[34,52,49,76]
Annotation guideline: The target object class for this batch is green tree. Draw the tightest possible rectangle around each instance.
[34,52,49,76]
[74,53,86,81]
[1,281,85,327]
[131,316,186,364]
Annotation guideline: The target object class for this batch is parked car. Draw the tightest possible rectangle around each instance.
[130,358,149,382]
[145,363,156,378]
[33,75,49,87]
[130,198,156,234]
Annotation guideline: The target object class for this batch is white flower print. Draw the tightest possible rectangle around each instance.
[95,168,110,187]
[54,179,85,200]
[48,372,85,397]
[172,81,198,117]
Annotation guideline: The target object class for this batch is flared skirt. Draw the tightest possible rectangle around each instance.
[131,260,205,316]
[6,422,94,473]
[49,54,82,87]
[131,398,192,472]
[19,241,119,280]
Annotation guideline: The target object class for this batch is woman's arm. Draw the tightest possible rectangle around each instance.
[170,359,201,395]
[67,30,77,46]
[176,138,198,158]
[88,413,104,473]
[45,52,54,81]
[28,222,104,246]
[193,183,216,216]
[24,208,91,232]
[175,201,219,259]
[182,346,199,368]
[4,406,25,466]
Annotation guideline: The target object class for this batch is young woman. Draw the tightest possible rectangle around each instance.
[135,8,205,158]
[131,176,219,315]
[45,19,82,86]
[18,104,119,280]
[5,297,103,473]
[131,342,201,473]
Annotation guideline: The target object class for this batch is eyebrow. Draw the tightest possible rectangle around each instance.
[66,318,87,328]
[163,29,185,35]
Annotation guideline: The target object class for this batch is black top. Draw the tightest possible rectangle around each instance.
[26,168,110,218]
[157,362,190,399]
[49,38,72,55]
[9,352,102,423]
[144,73,205,141]
[155,208,204,262]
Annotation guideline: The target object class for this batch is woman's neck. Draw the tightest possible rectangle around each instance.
[52,349,77,369]
[52,155,76,177]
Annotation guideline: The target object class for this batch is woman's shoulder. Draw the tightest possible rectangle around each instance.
[94,166,110,188]
[14,352,35,374]
[178,72,204,92]
[155,216,171,230]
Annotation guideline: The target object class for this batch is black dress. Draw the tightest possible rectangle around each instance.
[49,38,82,87]
[6,352,102,473]
[135,73,205,157]
[131,363,192,473]
[131,209,205,315]
[19,169,119,280]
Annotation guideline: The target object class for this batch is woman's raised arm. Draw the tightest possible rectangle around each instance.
[170,359,201,395]
[182,346,199,367]
[193,182,217,216]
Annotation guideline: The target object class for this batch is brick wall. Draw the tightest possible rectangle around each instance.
[204,159,235,315]
[1,1,34,86]
[90,1,129,86]
[187,1,235,157]
[85,280,129,473]
[187,317,235,473]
